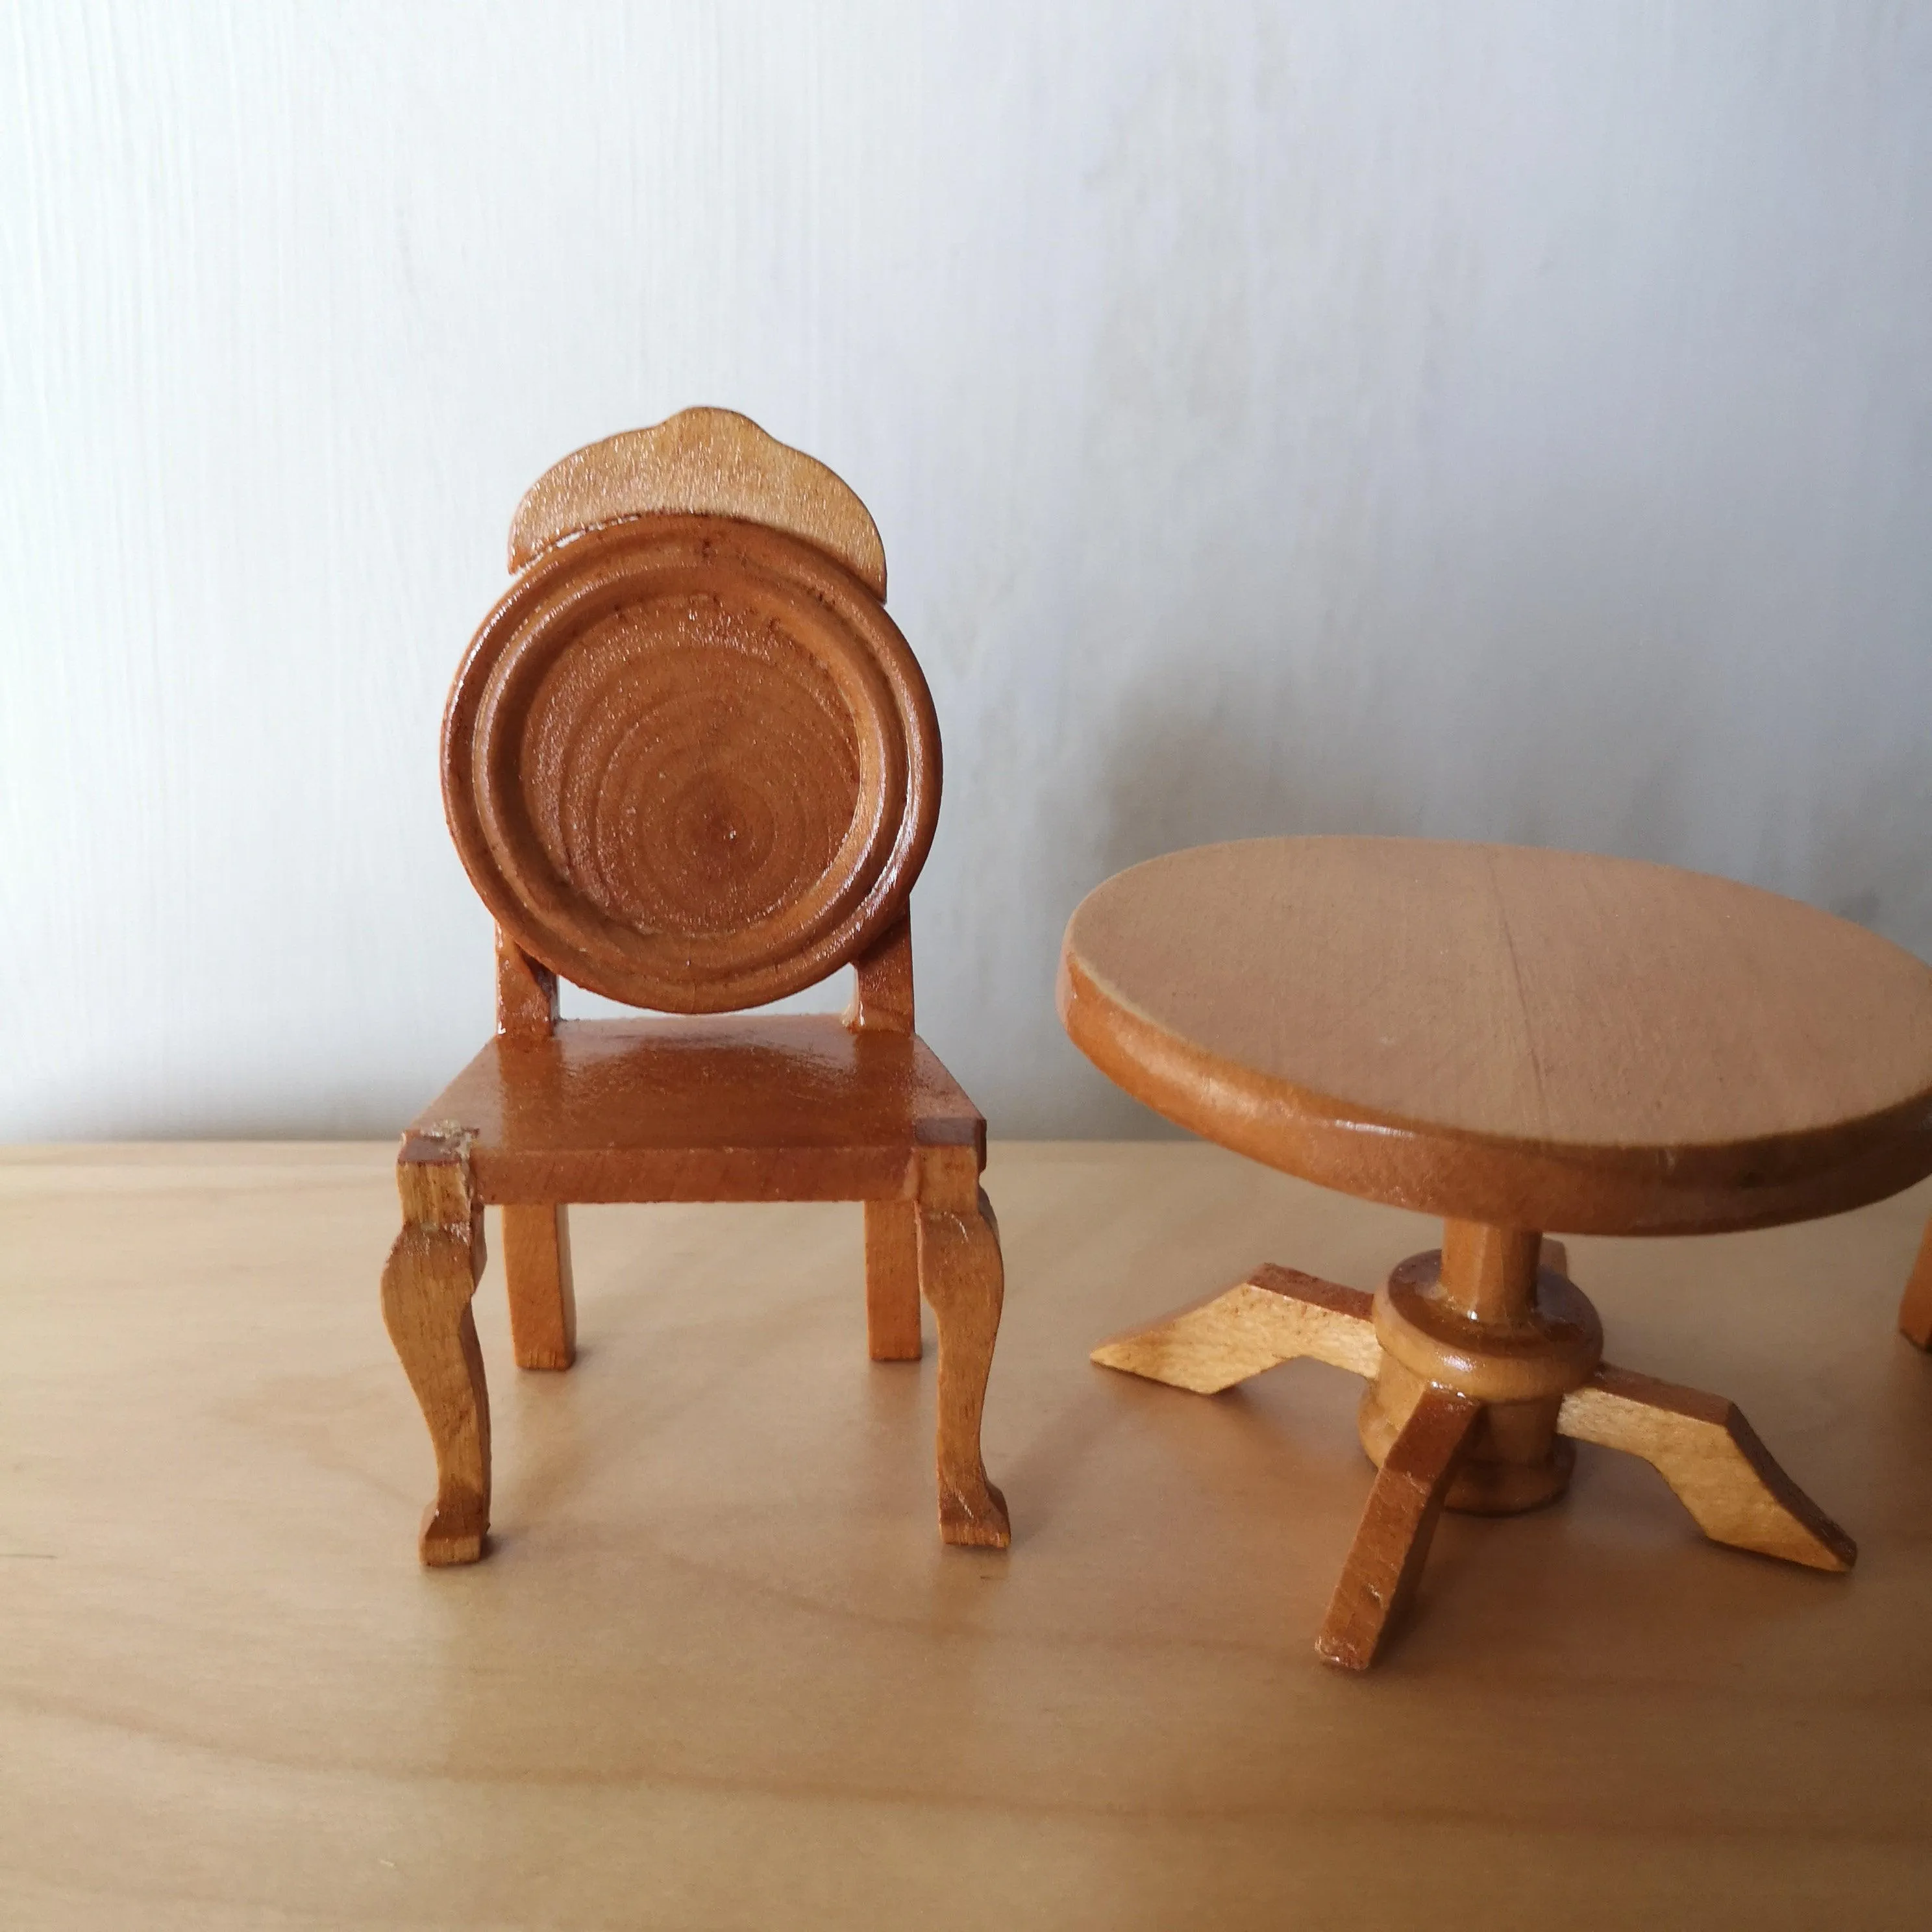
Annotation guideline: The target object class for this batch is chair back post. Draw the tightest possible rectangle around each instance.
[844,915,915,1034]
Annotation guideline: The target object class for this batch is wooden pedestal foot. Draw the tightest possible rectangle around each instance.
[503,1203,576,1370]
[1559,1363,1855,1571]
[1089,1264,1378,1391]
[917,1184,1010,1548]
[1317,1388,1482,1671]
[1898,1216,1932,1349]
[1092,1228,1852,1667]
[382,1133,492,1565]
[864,1199,923,1361]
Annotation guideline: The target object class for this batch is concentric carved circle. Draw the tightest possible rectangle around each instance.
[443,516,940,1013]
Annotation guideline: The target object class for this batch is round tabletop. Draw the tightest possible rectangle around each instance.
[1058,837,1932,1234]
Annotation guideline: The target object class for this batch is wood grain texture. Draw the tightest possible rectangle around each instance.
[407,1015,983,1205]
[916,1181,1011,1547]
[1558,1364,1855,1570]
[1316,1387,1481,1671]
[8,1143,1932,1927]
[446,515,939,1016]
[495,928,560,1038]
[501,1202,576,1371]
[1090,1263,1378,1392]
[864,1198,923,1361]
[508,407,888,595]
[843,913,915,1033]
[380,1132,491,1564]
[1093,1235,1854,1662]
[1059,837,1932,1234]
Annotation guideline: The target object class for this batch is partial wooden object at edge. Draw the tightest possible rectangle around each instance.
[1898,1213,1932,1347]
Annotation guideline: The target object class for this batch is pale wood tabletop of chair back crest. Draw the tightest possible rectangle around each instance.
[506,406,888,596]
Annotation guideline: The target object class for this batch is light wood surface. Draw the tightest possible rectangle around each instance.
[1059,837,1932,1233]
[507,406,889,595]
[5,1142,1932,1927]
[1095,1255,1855,1607]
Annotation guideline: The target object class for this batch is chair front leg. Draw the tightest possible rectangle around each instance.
[916,1171,1010,1548]
[382,1132,491,1565]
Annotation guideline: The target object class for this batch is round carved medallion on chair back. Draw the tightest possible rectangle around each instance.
[441,418,939,1014]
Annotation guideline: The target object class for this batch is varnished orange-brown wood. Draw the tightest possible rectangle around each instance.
[495,928,560,1037]
[916,1174,1011,1546]
[845,913,916,1034]
[1095,1250,1856,1666]
[1059,837,1932,1235]
[386,415,1004,1563]
[1899,1212,1932,1347]
[408,1015,982,1206]
[1316,1386,1481,1671]
[501,1202,575,1370]
[1065,837,1912,1666]
[445,515,938,1017]
[864,1200,923,1361]
[380,1132,490,1565]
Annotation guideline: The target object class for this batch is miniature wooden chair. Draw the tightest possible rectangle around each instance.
[381,408,1009,1564]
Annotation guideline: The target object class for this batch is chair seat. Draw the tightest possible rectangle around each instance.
[407,1015,984,1205]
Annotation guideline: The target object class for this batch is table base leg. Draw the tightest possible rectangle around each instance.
[1091,1239,1854,1668]
[1317,1387,1480,1670]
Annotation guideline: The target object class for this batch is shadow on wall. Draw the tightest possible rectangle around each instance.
[1076,654,1932,945]
[1020,604,1932,1141]
[1085,684,1420,887]
[1802,740,1932,953]
[1026,652,1431,1141]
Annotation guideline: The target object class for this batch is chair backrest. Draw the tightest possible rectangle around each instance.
[441,409,940,1017]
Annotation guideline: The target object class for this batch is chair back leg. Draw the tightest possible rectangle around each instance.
[865,1199,923,1360]
[504,1203,577,1370]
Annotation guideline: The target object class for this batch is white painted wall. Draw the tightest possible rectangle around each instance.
[4,1,1929,1140]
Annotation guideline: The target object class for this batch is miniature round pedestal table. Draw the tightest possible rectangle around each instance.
[1059,837,1932,1669]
